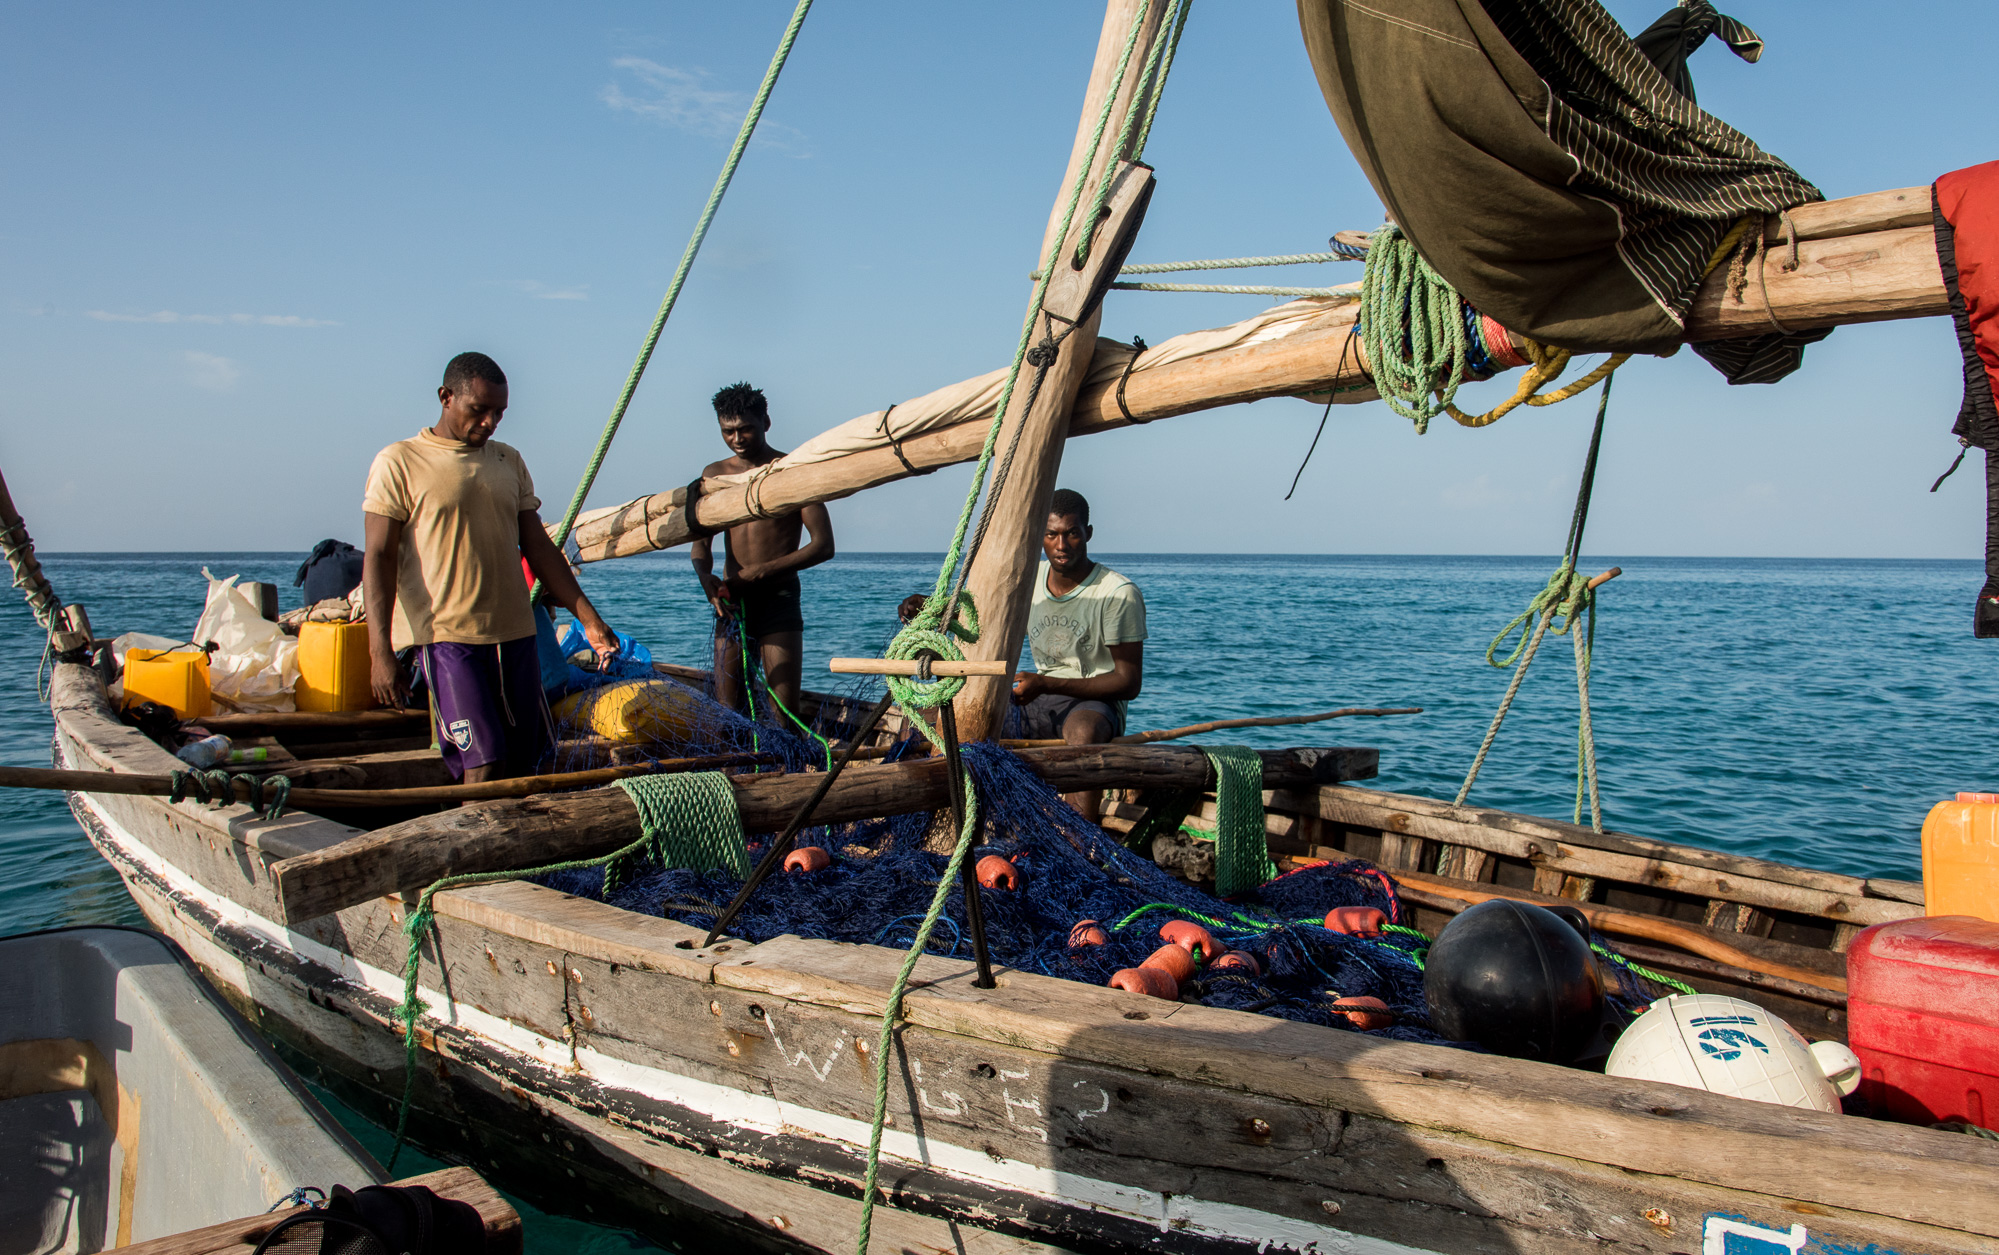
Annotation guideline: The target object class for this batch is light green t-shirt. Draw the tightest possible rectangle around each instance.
[1024,561,1147,686]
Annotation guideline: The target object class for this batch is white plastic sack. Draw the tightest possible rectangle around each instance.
[193,568,299,712]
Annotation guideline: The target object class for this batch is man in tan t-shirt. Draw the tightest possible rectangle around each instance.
[362,351,618,782]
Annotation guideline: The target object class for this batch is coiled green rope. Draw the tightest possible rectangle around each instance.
[1359,221,1469,433]
[1205,744,1275,897]
[543,0,816,559]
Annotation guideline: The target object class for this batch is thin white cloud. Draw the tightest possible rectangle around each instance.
[508,280,590,301]
[184,351,241,391]
[86,309,340,327]
[600,57,807,153]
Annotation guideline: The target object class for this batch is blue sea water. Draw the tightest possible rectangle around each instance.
[3,550,1993,1247]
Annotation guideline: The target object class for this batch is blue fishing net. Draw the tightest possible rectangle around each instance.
[534,616,1683,1050]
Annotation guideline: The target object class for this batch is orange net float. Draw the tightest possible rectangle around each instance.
[1332,995,1394,1031]
[1140,943,1196,984]
[1159,919,1220,961]
[975,855,1021,890]
[1210,949,1262,976]
[1325,905,1387,937]
[1108,966,1179,999]
[1068,919,1108,948]
[783,846,831,873]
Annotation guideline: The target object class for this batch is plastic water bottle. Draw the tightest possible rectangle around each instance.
[176,734,232,769]
[225,746,271,766]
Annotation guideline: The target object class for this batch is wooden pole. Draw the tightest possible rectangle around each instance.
[1393,870,1846,995]
[0,461,89,652]
[569,186,1947,567]
[0,751,773,807]
[266,743,1379,922]
[947,0,1171,742]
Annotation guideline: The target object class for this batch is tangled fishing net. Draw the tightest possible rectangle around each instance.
[535,616,1671,1049]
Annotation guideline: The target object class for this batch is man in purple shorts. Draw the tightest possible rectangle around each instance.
[362,352,618,782]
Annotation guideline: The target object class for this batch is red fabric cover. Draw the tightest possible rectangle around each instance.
[1937,162,1999,409]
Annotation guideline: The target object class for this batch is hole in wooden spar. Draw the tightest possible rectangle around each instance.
[972,1063,996,1079]
[1123,1011,1149,1020]
[677,940,695,950]
[747,1004,764,1020]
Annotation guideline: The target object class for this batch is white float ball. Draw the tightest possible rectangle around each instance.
[1605,993,1839,1112]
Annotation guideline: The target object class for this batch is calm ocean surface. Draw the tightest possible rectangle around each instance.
[4,550,1992,1248]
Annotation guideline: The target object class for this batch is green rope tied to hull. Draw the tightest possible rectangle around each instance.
[1360,221,1469,433]
[386,770,747,1172]
[1455,378,1615,831]
[541,0,816,567]
[1205,744,1275,897]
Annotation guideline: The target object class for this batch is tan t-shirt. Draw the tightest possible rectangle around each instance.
[362,429,540,649]
[1026,560,1147,678]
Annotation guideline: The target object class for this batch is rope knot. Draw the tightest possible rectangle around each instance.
[883,592,980,709]
[1024,340,1059,368]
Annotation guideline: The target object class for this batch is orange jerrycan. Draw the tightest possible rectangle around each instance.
[295,621,376,712]
[1921,793,1999,922]
[123,649,211,719]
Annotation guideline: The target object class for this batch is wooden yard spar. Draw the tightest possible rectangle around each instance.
[568,188,1943,568]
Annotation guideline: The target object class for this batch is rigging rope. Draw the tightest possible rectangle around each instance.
[1454,377,1615,831]
[860,6,1189,1250]
[881,0,1163,712]
[542,0,815,561]
[1109,280,1356,297]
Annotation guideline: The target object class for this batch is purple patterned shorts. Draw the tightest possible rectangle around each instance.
[419,636,552,780]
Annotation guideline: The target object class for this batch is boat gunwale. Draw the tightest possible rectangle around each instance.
[44,659,1999,1247]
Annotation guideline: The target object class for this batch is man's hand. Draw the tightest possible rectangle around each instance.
[575,604,619,668]
[370,645,408,711]
[1012,672,1047,704]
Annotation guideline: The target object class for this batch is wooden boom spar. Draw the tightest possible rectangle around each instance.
[267,743,1377,923]
[571,186,1944,565]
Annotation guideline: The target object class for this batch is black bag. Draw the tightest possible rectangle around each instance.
[253,1183,487,1255]
[296,539,366,605]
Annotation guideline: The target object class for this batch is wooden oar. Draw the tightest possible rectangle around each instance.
[1392,869,1847,996]
[0,751,775,809]
[1003,706,1422,749]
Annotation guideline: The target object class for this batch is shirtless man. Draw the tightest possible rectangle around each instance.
[1012,488,1146,822]
[690,382,835,720]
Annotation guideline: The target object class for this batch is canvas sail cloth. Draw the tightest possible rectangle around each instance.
[1296,0,1827,383]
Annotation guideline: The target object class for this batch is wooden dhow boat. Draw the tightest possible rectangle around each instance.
[13,1,1999,1253]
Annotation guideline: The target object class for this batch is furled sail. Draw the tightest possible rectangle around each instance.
[1296,0,1828,382]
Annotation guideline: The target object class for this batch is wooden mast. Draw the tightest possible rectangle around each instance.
[947,0,1172,742]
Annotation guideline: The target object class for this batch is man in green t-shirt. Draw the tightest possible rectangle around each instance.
[1012,488,1146,822]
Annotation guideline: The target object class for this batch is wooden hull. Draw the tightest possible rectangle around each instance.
[48,661,1999,1255]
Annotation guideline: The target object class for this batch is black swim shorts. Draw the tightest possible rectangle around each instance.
[717,571,804,640]
[1013,691,1124,739]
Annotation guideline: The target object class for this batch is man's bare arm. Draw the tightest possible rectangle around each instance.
[362,512,408,709]
[736,502,835,582]
[1014,642,1143,704]
[520,510,617,662]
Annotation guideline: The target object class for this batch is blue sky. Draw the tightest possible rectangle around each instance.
[4,2,1994,558]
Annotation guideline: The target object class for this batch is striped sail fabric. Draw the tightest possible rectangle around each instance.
[1478,0,1826,382]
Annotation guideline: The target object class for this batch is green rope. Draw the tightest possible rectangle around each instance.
[1453,379,1614,830]
[1593,942,1696,998]
[1073,0,1192,266]
[1359,221,1468,434]
[1204,745,1274,897]
[386,771,747,1172]
[883,0,1161,709]
[854,714,979,1255]
[859,10,1187,1248]
[543,0,815,560]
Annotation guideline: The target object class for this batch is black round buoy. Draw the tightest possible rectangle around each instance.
[1424,899,1604,1063]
